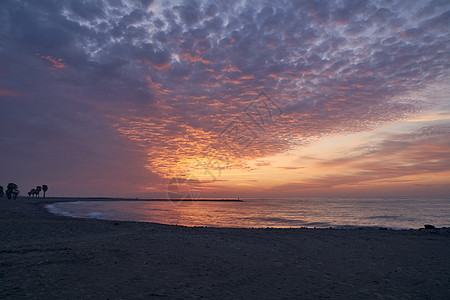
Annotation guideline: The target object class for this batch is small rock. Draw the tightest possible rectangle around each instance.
[424,224,436,229]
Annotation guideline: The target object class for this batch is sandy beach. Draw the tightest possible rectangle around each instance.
[1,197,449,299]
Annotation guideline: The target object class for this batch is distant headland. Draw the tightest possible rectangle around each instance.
[42,197,244,202]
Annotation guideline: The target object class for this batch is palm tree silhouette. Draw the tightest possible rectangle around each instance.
[36,186,42,198]
[6,183,19,200]
[30,189,36,198]
[42,185,48,198]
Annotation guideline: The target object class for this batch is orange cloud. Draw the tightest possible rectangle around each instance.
[153,62,172,71]
[180,53,211,64]
[240,74,255,80]
[35,54,66,69]
[222,64,241,73]
[0,88,21,97]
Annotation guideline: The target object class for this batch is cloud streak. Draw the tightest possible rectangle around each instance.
[261,123,450,195]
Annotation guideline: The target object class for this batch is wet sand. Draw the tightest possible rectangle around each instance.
[1,197,449,299]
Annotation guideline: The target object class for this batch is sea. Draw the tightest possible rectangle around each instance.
[45,197,450,230]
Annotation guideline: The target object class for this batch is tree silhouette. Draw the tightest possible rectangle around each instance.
[42,185,48,198]
[36,186,42,198]
[30,189,36,198]
[27,190,32,199]
[6,183,19,200]
[0,186,4,198]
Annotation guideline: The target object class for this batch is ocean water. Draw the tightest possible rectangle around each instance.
[46,197,450,229]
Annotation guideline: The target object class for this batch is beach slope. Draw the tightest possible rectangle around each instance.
[1,198,449,299]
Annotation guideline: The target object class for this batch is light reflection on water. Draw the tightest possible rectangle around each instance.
[46,197,450,229]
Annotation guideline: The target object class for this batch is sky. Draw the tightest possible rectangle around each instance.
[1,0,449,198]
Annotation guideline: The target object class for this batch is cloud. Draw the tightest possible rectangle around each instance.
[35,54,67,69]
[0,0,449,195]
[271,123,450,193]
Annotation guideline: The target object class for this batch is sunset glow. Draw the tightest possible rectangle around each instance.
[1,0,449,198]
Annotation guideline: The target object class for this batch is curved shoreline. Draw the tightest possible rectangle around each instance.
[42,197,447,231]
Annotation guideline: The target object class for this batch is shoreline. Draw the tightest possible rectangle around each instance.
[43,197,446,231]
[1,197,450,298]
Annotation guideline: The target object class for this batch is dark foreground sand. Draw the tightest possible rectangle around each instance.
[1,198,449,299]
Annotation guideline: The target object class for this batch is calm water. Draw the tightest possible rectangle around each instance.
[46,197,450,229]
